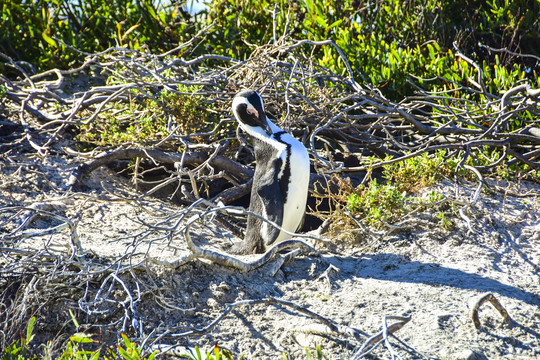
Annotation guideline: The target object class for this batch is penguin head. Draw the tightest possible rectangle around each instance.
[232,90,273,137]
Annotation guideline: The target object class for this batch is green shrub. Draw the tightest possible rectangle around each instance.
[76,85,216,148]
[201,0,540,99]
[2,317,38,360]
[0,0,194,75]
[344,151,459,228]
[3,0,538,101]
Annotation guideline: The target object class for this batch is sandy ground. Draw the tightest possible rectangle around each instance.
[1,152,539,359]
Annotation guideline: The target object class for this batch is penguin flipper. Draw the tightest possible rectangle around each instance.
[256,169,284,246]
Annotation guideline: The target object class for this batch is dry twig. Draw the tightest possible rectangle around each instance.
[470,293,513,329]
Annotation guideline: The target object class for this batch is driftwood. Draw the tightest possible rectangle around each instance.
[2,26,538,233]
[351,316,412,359]
[65,146,347,207]
[66,148,253,189]
[146,297,408,359]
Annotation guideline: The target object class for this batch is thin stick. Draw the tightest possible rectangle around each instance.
[471,293,513,329]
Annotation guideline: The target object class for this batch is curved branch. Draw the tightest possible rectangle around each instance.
[183,211,320,272]
[67,148,254,189]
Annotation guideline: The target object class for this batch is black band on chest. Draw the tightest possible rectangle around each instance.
[272,131,292,204]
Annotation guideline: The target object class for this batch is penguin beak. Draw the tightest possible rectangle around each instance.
[261,118,273,136]
[247,107,272,136]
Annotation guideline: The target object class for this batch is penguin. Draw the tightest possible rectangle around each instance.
[231,89,310,254]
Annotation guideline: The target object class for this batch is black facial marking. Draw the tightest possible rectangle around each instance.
[235,102,260,127]
[243,90,264,113]
[234,90,272,135]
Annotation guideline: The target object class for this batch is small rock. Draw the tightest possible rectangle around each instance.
[213,290,226,300]
[218,282,230,291]
[453,349,484,360]
[436,314,453,330]
[207,297,218,308]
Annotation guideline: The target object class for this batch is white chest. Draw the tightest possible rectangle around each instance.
[274,132,310,242]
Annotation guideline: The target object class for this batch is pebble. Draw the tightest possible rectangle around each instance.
[207,297,218,308]
[452,349,483,360]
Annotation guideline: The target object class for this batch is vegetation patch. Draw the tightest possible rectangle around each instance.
[76,85,216,148]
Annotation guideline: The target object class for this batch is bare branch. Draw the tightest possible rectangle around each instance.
[470,293,513,329]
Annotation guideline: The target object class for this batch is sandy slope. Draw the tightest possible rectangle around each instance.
[1,153,539,359]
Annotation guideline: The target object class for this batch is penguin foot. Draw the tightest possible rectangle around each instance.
[225,240,264,255]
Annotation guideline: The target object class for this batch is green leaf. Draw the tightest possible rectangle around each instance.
[69,309,80,329]
[313,14,327,28]
[316,345,323,359]
[312,0,324,18]
[26,317,36,345]
[328,19,343,29]
[144,2,157,20]
[304,0,314,13]
[42,31,57,48]
[90,350,101,360]
[121,333,132,348]
[70,332,93,344]
[118,346,130,360]
[222,349,233,360]
[427,43,435,60]
[390,47,400,61]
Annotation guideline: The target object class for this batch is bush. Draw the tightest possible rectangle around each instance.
[0,0,193,75]
[201,0,540,98]
[2,0,538,100]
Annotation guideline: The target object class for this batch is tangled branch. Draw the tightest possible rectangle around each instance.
[1,30,538,174]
